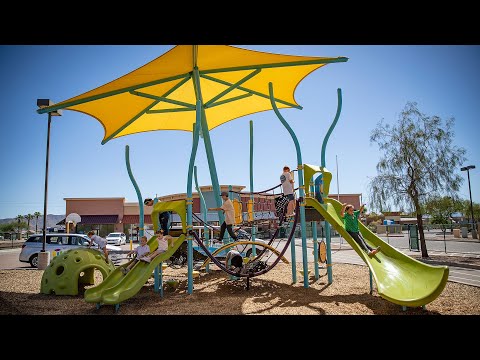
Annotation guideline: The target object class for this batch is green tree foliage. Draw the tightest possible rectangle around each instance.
[459,200,480,224]
[0,222,17,233]
[368,102,466,257]
[423,196,464,224]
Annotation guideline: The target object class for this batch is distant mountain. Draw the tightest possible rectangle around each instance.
[0,215,65,230]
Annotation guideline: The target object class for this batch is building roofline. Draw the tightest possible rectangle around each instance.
[64,197,125,201]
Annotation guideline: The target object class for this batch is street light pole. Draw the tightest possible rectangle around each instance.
[41,111,52,253]
[37,99,62,269]
[461,165,477,239]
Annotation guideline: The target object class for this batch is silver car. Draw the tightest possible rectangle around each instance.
[19,233,121,267]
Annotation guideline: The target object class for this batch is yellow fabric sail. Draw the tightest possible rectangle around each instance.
[39,45,347,144]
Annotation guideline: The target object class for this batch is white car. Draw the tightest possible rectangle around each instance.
[106,232,127,245]
[19,233,122,267]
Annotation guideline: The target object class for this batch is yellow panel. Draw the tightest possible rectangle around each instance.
[42,45,346,142]
[232,199,242,225]
[55,45,193,108]
[247,199,254,222]
[196,45,331,71]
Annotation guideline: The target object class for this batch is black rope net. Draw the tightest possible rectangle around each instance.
[192,183,298,254]
[190,198,300,279]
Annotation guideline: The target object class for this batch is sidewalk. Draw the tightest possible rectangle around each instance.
[0,239,25,250]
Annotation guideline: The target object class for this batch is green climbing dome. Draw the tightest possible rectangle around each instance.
[40,248,115,296]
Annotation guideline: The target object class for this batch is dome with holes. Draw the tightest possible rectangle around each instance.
[40,248,115,295]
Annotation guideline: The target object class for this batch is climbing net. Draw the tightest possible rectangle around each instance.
[190,198,300,279]
[192,183,296,244]
[189,183,301,280]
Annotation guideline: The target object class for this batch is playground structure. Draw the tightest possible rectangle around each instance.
[37,45,449,310]
[40,248,115,296]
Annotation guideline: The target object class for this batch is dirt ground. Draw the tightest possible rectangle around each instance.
[1,260,479,316]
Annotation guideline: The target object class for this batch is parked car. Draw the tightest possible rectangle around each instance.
[106,232,127,246]
[19,233,122,268]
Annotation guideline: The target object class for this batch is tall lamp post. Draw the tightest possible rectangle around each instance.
[461,165,477,239]
[36,99,62,269]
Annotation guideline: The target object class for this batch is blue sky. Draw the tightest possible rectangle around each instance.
[0,45,478,218]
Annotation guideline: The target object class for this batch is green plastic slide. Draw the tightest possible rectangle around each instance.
[306,197,449,307]
[84,234,186,305]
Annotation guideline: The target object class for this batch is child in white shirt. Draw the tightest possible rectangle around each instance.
[122,236,150,274]
[140,230,174,263]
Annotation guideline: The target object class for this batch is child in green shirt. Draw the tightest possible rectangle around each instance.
[341,203,380,257]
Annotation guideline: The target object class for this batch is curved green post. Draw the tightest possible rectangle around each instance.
[186,100,202,294]
[310,176,319,279]
[320,88,342,285]
[269,82,308,288]
[125,145,144,238]
[192,66,224,225]
[321,88,342,168]
[249,120,256,256]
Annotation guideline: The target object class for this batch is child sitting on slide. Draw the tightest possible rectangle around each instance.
[140,229,174,263]
[122,235,150,275]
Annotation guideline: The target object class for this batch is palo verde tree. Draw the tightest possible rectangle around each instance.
[368,102,466,257]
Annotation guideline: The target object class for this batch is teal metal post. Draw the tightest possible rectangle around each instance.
[269,82,308,288]
[227,185,233,243]
[325,222,332,284]
[312,221,319,279]
[192,66,225,226]
[154,264,164,298]
[249,120,256,255]
[321,88,342,168]
[310,176,319,279]
[160,263,164,297]
[185,101,202,294]
[194,165,210,273]
[320,88,342,284]
[125,145,144,238]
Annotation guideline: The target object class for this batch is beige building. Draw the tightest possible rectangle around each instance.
[59,188,362,238]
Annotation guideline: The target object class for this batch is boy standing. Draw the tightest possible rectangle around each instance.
[209,191,238,244]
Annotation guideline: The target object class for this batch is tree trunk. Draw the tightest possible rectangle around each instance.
[412,194,428,258]
[416,212,428,258]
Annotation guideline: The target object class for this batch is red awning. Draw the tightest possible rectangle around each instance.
[78,215,119,224]
[122,215,152,224]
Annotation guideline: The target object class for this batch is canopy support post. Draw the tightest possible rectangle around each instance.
[268,82,308,288]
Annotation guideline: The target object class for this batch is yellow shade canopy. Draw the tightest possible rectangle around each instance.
[38,45,347,144]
